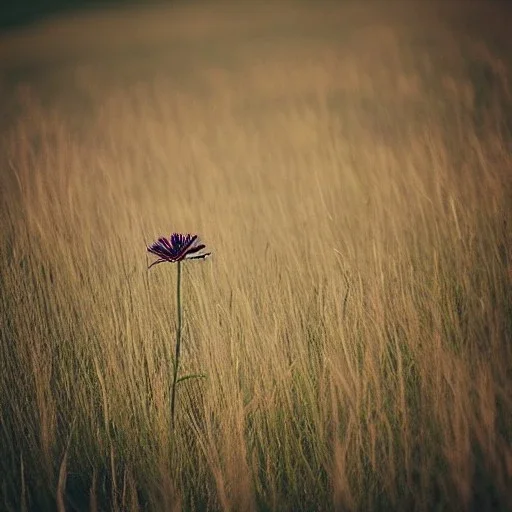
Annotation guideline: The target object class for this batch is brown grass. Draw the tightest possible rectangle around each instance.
[1,1,512,510]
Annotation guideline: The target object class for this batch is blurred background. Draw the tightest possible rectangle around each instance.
[0,0,140,30]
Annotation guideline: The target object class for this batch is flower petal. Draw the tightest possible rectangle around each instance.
[148,258,166,269]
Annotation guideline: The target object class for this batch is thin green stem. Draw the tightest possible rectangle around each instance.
[170,260,182,427]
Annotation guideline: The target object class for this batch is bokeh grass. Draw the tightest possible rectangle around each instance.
[1,1,511,510]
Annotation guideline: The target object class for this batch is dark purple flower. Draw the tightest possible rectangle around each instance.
[147,233,211,268]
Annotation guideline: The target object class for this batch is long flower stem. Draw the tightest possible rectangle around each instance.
[170,260,182,427]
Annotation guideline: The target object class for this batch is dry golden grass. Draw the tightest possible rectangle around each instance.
[1,1,512,510]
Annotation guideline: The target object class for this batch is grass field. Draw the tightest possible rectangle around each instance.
[1,1,512,510]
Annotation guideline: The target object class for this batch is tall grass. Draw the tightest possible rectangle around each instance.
[1,2,512,510]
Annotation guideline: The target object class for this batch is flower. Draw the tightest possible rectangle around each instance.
[147,233,211,268]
